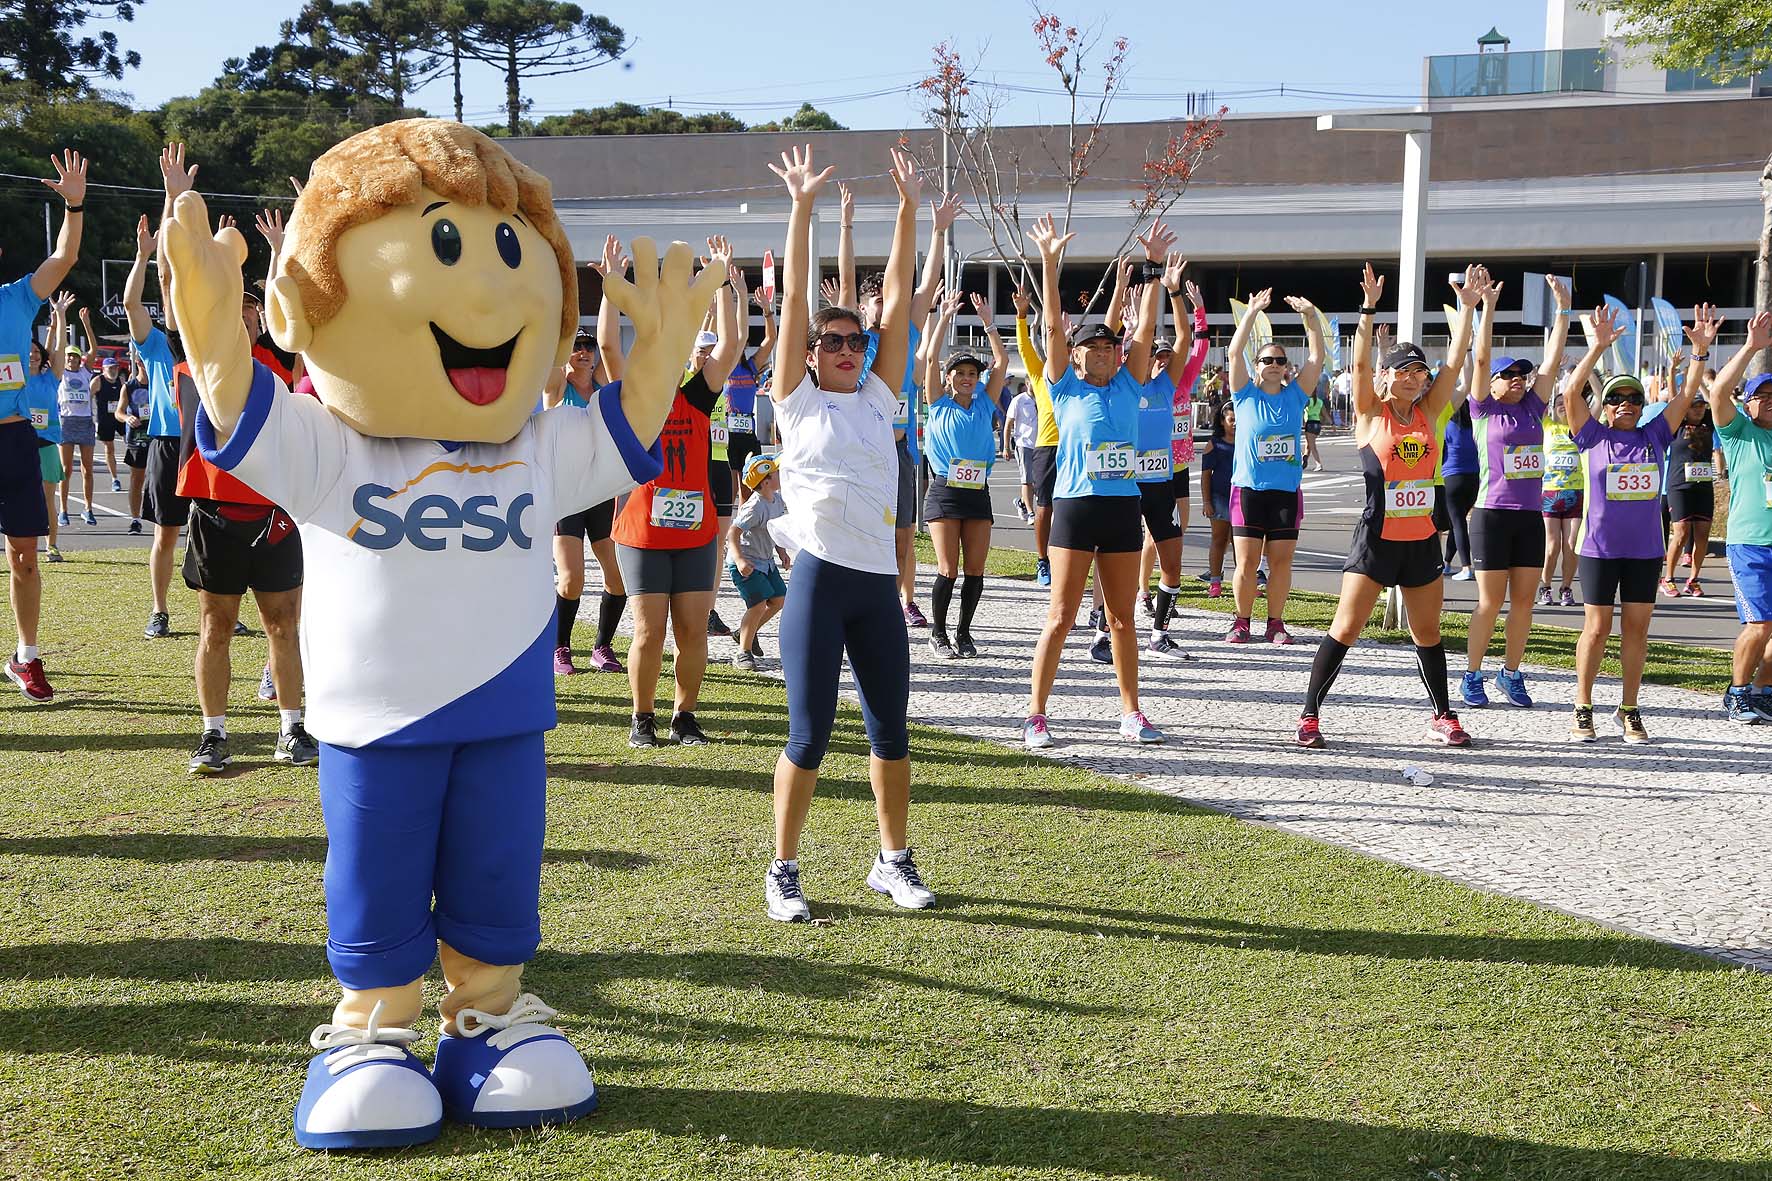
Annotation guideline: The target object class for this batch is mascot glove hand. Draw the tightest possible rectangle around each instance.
[161,189,254,427]
[604,237,726,402]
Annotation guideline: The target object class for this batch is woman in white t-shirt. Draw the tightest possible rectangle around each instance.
[56,342,97,525]
[761,143,931,924]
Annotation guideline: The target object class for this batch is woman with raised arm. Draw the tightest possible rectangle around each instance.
[1224,284,1326,645]
[1296,263,1486,750]
[1136,263,1208,657]
[1461,273,1572,709]
[1564,304,1707,744]
[1539,378,1585,607]
[1021,216,1167,751]
[918,290,1010,658]
[764,145,930,924]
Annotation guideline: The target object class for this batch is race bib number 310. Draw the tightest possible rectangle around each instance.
[1086,443,1134,480]
[650,488,706,529]
[1605,463,1660,501]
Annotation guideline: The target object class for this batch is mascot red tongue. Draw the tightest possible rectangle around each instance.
[159,117,722,1150]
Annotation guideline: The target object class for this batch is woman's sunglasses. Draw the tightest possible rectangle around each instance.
[815,332,869,354]
[1603,392,1645,407]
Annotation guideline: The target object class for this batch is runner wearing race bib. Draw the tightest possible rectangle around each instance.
[918,293,1009,659]
[1711,335,1772,725]
[1564,302,1704,745]
[1540,394,1585,605]
[24,309,67,565]
[1014,286,1060,586]
[1662,396,1719,598]
[1299,262,1485,752]
[722,276,777,495]
[55,344,98,526]
[1226,289,1320,646]
[547,321,627,676]
[1461,273,1573,710]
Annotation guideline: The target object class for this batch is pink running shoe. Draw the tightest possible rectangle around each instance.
[1206,577,1223,599]
[1225,618,1252,644]
[553,646,577,676]
[1265,620,1294,646]
[5,656,53,703]
[588,644,624,673]
[904,601,929,628]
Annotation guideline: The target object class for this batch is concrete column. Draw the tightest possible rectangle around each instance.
[1398,128,1432,346]
[806,215,823,324]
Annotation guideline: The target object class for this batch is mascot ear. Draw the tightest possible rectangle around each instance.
[267,275,313,354]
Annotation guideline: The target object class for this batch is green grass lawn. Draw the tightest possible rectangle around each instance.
[2,550,1769,1179]
[917,536,1735,693]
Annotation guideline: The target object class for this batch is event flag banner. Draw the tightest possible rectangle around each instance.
[762,249,776,306]
[1323,312,1342,375]
[1602,294,1638,374]
[1230,298,1255,371]
[1651,297,1684,363]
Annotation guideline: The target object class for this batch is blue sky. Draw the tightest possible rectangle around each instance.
[105,0,1552,127]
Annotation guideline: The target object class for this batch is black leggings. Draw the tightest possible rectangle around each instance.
[779,552,910,769]
[1442,473,1480,568]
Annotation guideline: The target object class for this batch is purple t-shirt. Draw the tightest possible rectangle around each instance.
[1574,412,1674,560]
[1470,391,1546,511]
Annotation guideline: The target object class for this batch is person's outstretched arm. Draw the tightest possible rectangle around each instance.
[768,146,836,398]
[1709,312,1772,431]
[1103,254,1134,337]
[697,236,739,390]
[1351,266,1382,422]
[594,235,627,382]
[1226,287,1269,393]
[1029,214,1076,388]
[971,292,1010,409]
[1563,305,1621,439]
[1471,277,1501,402]
[752,288,777,372]
[1286,294,1327,397]
[837,182,857,310]
[30,151,87,299]
[47,293,72,381]
[870,150,924,389]
[913,194,961,326]
[1423,265,1486,422]
[1535,275,1572,400]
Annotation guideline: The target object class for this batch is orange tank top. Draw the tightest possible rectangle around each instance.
[1361,403,1439,542]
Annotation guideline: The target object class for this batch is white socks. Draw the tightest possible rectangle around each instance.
[202,714,227,737]
[279,708,302,734]
[16,644,37,663]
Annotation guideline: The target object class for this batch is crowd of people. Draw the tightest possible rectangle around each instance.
[4,139,1772,924]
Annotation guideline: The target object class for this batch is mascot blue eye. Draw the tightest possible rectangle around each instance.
[431,219,462,265]
[496,223,522,269]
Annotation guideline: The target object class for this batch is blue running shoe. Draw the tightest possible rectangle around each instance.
[1752,688,1772,723]
[1493,666,1533,708]
[1459,670,1489,708]
[1724,687,1762,725]
[1035,557,1051,586]
[294,1004,441,1150]
[432,994,597,1129]
[1089,634,1113,664]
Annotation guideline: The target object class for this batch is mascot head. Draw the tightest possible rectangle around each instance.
[269,119,576,443]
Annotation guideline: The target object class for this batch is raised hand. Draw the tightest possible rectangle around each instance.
[1547,273,1570,310]
[1684,303,1723,353]
[727,263,748,296]
[1480,276,1504,307]
[1184,279,1204,313]
[752,288,773,313]
[969,291,994,328]
[1137,220,1176,263]
[1115,253,1135,288]
[940,289,965,317]
[1011,286,1031,317]
[159,142,198,199]
[838,182,854,225]
[704,234,733,275]
[1161,251,1186,293]
[289,175,305,197]
[1590,304,1624,349]
[1454,263,1489,308]
[41,149,88,206]
[931,191,963,231]
[1029,214,1075,263]
[588,234,623,277]
[1359,262,1385,309]
[134,214,155,257]
[1283,295,1317,317]
[1374,322,1392,356]
[1245,287,1273,314]
[51,290,75,317]
[767,144,836,202]
[888,148,923,207]
[820,277,842,307]
[253,208,285,253]
[1745,310,1772,352]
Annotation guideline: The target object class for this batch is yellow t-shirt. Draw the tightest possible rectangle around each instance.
[1017,316,1059,447]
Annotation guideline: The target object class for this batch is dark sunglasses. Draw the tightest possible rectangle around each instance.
[1257,355,1287,365]
[1498,367,1532,380]
[572,336,595,350]
[1603,392,1645,407]
[815,332,869,354]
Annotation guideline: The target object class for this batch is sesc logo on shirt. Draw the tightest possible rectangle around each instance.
[347,459,536,551]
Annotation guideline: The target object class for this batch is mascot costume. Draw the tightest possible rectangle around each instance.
[159,119,720,1148]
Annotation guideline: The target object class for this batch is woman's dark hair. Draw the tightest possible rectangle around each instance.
[806,306,864,350]
[1212,398,1234,440]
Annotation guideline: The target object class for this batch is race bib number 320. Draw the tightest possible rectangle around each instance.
[1604,463,1660,501]
[650,488,705,529]
[1385,480,1433,518]
[1257,433,1296,464]
[1087,443,1133,480]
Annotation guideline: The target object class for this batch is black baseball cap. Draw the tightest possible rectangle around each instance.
[943,351,985,373]
[1069,322,1119,347]
[1381,342,1429,371]
[1152,337,1176,355]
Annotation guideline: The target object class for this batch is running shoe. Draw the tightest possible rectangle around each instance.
[669,711,709,746]
[4,656,53,703]
[732,650,758,672]
[1118,710,1165,744]
[57,511,68,527]
[1494,666,1533,708]
[81,509,96,526]
[1724,687,1762,725]
[188,729,231,775]
[1427,712,1472,747]
[1614,706,1649,744]
[765,859,810,923]
[275,723,320,767]
[234,620,250,637]
[954,633,978,658]
[1459,670,1490,708]
[553,646,576,676]
[1682,578,1703,598]
[628,713,660,749]
[1140,591,1154,618]
[1224,619,1252,644]
[1450,567,1475,582]
[929,633,957,660]
[1535,584,1553,606]
[143,612,169,639]
[1089,633,1113,664]
[749,635,764,658]
[1659,577,1680,598]
[110,477,122,493]
[1206,577,1223,599]
[1146,633,1185,660]
[1296,715,1325,748]
[1255,569,1268,592]
[588,644,623,673]
[1265,620,1294,646]
[1753,688,1772,723]
[1087,605,1105,631]
[1679,551,1692,568]
[1569,705,1597,743]
[256,664,276,701]
[1559,586,1576,607]
[1022,714,1053,750]
[1012,496,1029,519]
[1035,557,1051,586]
[44,546,63,563]
[903,601,929,628]
[867,849,935,909]
[128,519,142,535]
[707,609,732,638]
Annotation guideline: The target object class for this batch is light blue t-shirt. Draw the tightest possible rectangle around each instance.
[925,385,1000,482]
[0,276,44,421]
[1230,379,1308,492]
[862,321,921,464]
[25,371,60,444]
[134,327,180,438]
[1050,366,1142,500]
[1136,372,1179,484]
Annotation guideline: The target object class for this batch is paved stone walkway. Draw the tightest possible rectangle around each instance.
[751,571,1772,971]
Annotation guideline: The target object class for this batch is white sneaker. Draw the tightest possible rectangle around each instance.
[1022,714,1053,749]
[765,859,810,922]
[866,849,934,909]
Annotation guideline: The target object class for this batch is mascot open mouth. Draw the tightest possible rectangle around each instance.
[430,323,519,405]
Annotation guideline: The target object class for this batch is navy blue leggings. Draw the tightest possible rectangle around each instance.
[780,551,910,769]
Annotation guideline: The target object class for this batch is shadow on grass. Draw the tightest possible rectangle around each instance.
[0,833,651,869]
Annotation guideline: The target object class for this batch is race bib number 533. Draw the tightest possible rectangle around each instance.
[1605,463,1659,501]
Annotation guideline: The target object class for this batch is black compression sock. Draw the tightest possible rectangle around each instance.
[556,594,580,649]
[1303,636,1351,718]
[1152,582,1178,632]
[1416,641,1452,716]
[930,574,956,638]
[957,574,984,638]
[595,591,627,648]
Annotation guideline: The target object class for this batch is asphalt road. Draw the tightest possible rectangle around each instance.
[38,434,1745,652]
